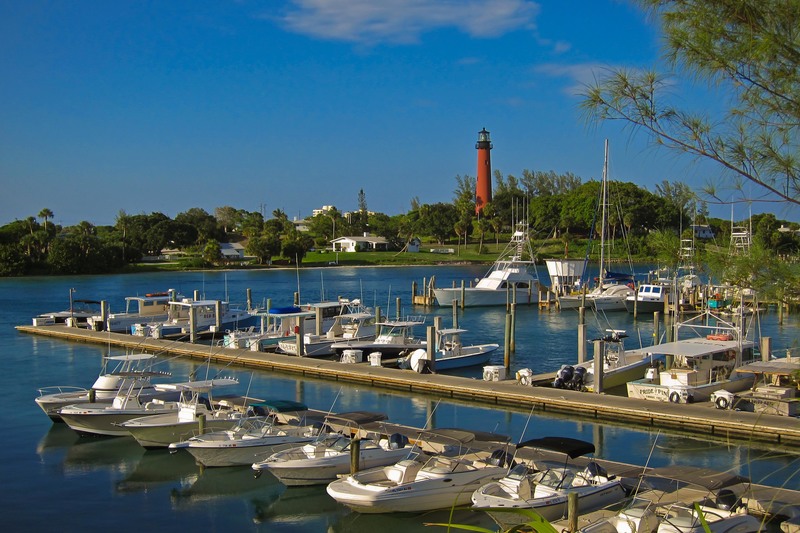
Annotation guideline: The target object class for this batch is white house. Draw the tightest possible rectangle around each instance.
[331,234,390,252]
[406,237,421,253]
[220,242,245,259]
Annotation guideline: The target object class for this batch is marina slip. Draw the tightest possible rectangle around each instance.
[6,266,800,532]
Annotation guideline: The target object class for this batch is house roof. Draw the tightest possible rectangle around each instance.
[331,235,388,244]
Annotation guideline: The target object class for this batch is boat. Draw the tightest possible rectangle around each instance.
[86,290,180,332]
[168,399,322,467]
[545,259,587,310]
[325,428,512,513]
[399,327,499,372]
[432,220,542,307]
[626,310,757,404]
[131,298,256,339]
[330,317,427,362]
[552,330,665,392]
[119,378,260,448]
[277,300,377,357]
[58,371,181,437]
[32,298,102,327]
[35,353,172,422]
[578,465,762,532]
[471,436,626,528]
[713,359,800,416]
[625,283,669,314]
[252,411,415,486]
[558,141,634,312]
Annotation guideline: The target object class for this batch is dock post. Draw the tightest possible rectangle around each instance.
[193,289,200,301]
[293,291,299,305]
[653,311,660,344]
[296,316,305,356]
[215,301,222,332]
[504,312,511,372]
[460,280,465,310]
[350,436,361,474]
[510,303,516,353]
[567,492,579,532]
[198,413,206,435]
[578,306,586,363]
[593,340,604,393]
[189,305,197,343]
[427,324,436,373]
[246,288,252,311]
[396,297,401,320]
[99,301,108,331]
[762,337,771,362]
[88,388,96,403]
[316,305,323,336]
[452,299,458,329]
[412,280,418,300]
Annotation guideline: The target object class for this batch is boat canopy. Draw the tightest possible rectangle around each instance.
[323,411,388,427]
[104,353,158,362]
[641,465,750,492]
[250,399,308,414]
[154,378,239,392]
[516,436,596,459]
[736,360,800,376]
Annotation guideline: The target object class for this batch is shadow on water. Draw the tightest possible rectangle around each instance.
[116,448,198,492]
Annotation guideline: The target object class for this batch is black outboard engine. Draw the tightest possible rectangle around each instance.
[585,461,611,482]
[489,449,515,468]
[570,366,587,390]
[553,365,574,389]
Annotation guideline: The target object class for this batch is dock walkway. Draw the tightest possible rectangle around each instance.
[18,325,800,446]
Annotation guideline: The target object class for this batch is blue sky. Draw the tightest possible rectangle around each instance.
[1,0,793,227]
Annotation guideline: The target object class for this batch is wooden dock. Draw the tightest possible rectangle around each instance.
[17,324,800,447]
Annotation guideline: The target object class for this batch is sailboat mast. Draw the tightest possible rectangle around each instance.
[599,139,608,289]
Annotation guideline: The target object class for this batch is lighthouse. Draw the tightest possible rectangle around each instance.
[475,128,492,214]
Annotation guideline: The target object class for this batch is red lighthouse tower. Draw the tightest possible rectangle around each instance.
[475,128,492,214]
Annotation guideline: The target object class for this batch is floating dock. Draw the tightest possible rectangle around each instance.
[18,324,800,447]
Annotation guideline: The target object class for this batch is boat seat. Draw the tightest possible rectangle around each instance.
[384,459,421,485]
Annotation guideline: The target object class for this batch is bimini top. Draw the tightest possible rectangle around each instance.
[417,428,511,447]
[250,399,308,414]
[517,436,595,459]
[641,465,750,492]
[323,411,388,427]
[154,378,239,392]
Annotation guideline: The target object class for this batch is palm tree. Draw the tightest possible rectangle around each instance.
[38,208,54,232]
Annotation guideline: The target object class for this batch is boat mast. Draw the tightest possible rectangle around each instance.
[598,139,608,289]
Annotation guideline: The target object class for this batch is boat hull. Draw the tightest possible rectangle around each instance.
[59,406,176,437]
[123,416,242,449]
[182,437,315,467]
[433,288,539,307]
[256,448,411,486]
[626,375,755,403]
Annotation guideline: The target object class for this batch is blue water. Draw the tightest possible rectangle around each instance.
[3,265,800,532]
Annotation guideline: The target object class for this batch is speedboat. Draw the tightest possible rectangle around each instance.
[399,327,499,372]
[330,318,427,362]
[325,428,512,513]
[87,290,181,332]
[168,399,321,467]
[252,411,413,486]
[579,465,762,532]
[36,353,170,422]
[624,283,669,314]
[433,221,541,307]
[58,371,180,436]
[119,378,258,449]
[471,436,626,528]
[32,298,102,326]
[552,330,665,392]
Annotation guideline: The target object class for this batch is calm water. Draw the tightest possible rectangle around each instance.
[3,265,800,532]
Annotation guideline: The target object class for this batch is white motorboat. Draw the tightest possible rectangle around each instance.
[35,353,170,422]
[119,378,259,449]
[330,318,427,362]
[252,411,414,486]
[87,290,180,332]
[325,428,512,513]
[32,298,102,326]
[471,436,626,528]
[552,330,665,392]
[579,465,762,533]
[626,311,757,404]
[400,328,499,372]
[433,220,542,307]
[168,399,321,467]
[132,299,256,338]
[624,283,669,314]
[58,371,180,437]
[279,304,377,357]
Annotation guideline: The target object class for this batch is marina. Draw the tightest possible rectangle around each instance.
[7,266,800,532]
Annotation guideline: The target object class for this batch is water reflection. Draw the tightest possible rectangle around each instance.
[170,464,285,507]
[116,448,198,492]
[61,436,144,476]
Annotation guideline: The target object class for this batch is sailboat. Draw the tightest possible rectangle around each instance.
[559,140,633,312]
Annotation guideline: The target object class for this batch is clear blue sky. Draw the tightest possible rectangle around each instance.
[1,0,794,227]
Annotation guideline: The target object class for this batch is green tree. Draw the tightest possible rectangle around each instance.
[417,203,459,245]
[580,0,800,206]
[246,229,282,265]
[281,230,314,264]
[38,208,53,233]
[202,239,222,265]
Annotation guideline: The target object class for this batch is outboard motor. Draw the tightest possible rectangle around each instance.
[388,433,409,450]
[488,449,515,468]
[553,365,574,389]
[585,461,611,482]
[570,366,587,390]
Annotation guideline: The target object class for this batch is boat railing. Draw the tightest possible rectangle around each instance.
[37,385,88,396]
